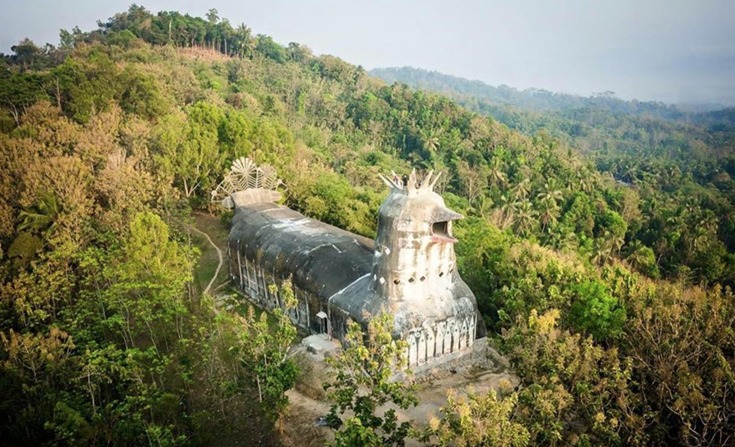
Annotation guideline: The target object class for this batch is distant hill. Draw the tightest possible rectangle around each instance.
[693,107,735,132]
[370,66,689,119]
[371,65,735,152]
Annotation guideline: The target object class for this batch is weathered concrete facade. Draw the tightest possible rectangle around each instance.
[226,167,486,368]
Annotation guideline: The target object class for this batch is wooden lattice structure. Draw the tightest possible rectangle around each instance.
[211,157,283,207]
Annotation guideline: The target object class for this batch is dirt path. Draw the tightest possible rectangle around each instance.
[191,225,223,296]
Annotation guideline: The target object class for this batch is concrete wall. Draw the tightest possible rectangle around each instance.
[230,240,477,365]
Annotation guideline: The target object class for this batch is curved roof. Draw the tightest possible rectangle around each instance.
[229,203,375,301]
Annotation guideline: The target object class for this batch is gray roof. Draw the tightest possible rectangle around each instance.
[229,203,375,301]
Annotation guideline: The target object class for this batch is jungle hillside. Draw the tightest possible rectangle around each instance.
[1,6,734,447]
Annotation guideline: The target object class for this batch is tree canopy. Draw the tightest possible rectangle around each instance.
[1,5,734,447]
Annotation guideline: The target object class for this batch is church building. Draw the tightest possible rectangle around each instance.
[216,159,486,368]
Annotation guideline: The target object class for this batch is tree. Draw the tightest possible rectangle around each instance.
[625,283,735,447]
[513,200,536,236]
[626,241,659,278]
[255,35,287,63]
[487,157,507,187]
[570,281,626,342]
[536,178,563,204]
[577,169,595,193]
[560,194,595,238]
[234,24,255,58]
[512,179,531,201]
[104,212,193,351]
[421,126,443,152]
[206,8,219,24]
[9,38,51,72]
[537,197,560,233]
[457,161,488,207]
[325,312,418,447]
[420,388,530,447]
[155,105,226,198]
[234,279,299,430]
[51,52,121,123]
[592,238,614,266]
[490,195,514,229]
[503,309,638,446]
[18,192,62,239]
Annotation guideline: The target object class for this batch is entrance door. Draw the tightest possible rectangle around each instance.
[316,311,328,338]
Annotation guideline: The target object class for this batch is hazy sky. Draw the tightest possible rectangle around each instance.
[2,0,734,105]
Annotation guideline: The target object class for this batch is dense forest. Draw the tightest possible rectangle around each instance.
[373,66,735,287]
[370,67,735,116]
[1,6,734,447]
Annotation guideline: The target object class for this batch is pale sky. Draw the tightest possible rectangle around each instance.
[2,0,734,106]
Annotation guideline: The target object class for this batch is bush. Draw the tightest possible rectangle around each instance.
[570,280,626,342]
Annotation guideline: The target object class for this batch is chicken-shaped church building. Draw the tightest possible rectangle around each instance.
[214,158,486,368]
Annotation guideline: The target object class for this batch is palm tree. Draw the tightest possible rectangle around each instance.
[539,148,557,174]
[499,194,516,217]
[478,196,494,218]
[493,146,509,162]
[19,192,61,238]
[512,179,531,200]
[421,127,443,152]
[608,232,625,254]
[558,232,580,251]
[536,178,563,205]
[626,241,650,271]
[684,197,699,216]
[592,239,614,266]
[491,194,516,229]
[513,200,535,236]
[487,157,507,187]
[548,230,577,251]
[623,162,640,184]
[690,212,717,253]
[538,197,560,232]
[577,169,594,193]
[234,23,254,58]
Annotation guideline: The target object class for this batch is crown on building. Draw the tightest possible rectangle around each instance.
[379,168,442,196]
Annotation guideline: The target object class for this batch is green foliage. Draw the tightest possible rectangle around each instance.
[106,29,138,49]
[118,65,169,119]
[569,281,626,342]
[289,170,378,238]
[420,388,530,447]
[256,35,287,63]
[234,279,299,425]
[625,243,659,278]
[560,193,594,238]
[595,209,627,241]
[370,67,684,119]
[18,192,61,238]
[373,66,735,286]
[154,104,226,199]
[1,6,735,447]
[325,312,418,447]
[7,232,43,267]
[503,309,638,447]
[53,53,120,123]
